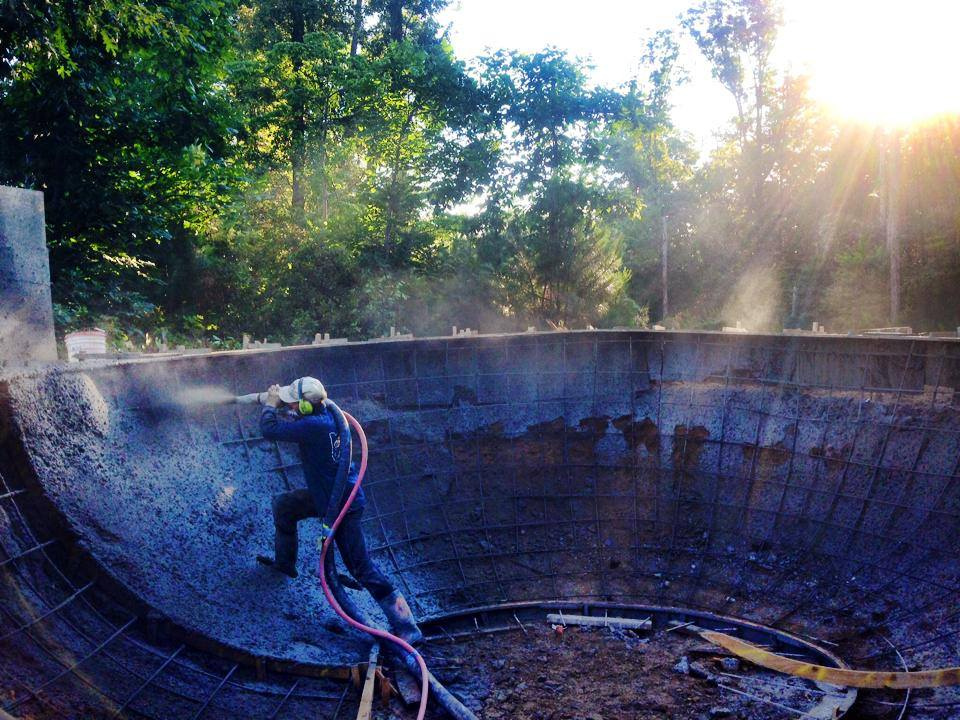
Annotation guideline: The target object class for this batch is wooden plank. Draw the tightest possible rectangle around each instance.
[546,613,651,630]
[356,644,380,720]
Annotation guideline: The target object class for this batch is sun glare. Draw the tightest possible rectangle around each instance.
[783,1,960,127]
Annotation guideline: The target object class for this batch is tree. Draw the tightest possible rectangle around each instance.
[360,38,498,268]
[211,0,495,339]
[0,0,241,332]
[230,1,379,225]
[606,30,696,323]
[475,50,636,327]
[682,0,781,152]
[682,0,782,240]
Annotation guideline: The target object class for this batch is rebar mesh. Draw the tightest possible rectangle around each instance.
[2,330,959,717]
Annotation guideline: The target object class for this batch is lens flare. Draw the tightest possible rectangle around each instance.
[782,0,960,127]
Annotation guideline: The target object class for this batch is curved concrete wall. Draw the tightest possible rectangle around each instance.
[3,331,960,674]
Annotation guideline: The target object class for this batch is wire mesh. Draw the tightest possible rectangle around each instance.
[2,330,959,717]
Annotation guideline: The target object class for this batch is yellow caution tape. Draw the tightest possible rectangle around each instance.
[701,630,960,689]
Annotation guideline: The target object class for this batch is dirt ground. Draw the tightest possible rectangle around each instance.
[374,623,835,720]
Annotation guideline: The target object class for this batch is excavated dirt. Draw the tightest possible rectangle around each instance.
[375,626,835,720]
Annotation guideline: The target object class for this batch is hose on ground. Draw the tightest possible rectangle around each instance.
[703,630,960,688]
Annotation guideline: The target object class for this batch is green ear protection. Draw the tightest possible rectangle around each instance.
[297,378,314,415]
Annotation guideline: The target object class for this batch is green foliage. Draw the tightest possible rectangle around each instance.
[682,0,781,149]
[494,180,632,327]
[607,75,696,319]
[4,0,960,347]
[470,50,635,327]
[1,0,242,335]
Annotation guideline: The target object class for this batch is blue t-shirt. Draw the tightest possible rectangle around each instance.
[260,406,364,512]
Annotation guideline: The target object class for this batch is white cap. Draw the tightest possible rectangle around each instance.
[278,376,327,404]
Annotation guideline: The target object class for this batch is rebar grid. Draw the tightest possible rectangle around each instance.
[211,333,960,672]
[0,468,351,720]
[2,330,960,718]
[332,333,960,666]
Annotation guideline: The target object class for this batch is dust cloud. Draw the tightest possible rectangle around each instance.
[722,266,781,332]
[170,386,236,407]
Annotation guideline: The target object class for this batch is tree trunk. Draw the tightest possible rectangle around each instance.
[753,61,765,142]
[885,131,901,325]
[384,107,416,252]
[751,60,767,218]
[290,0,307,225]
[291,131,306,225]
[733,92,747,151]
[389,0,403,42]
[661,213,669,321]
[319,122,329,222]
[350,0,363,55]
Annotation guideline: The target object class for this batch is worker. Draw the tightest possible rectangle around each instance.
[254,376,422,644]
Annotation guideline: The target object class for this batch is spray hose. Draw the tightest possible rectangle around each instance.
[317,403,430,720]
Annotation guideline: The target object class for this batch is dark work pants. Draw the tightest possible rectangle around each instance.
[271,488,395,601]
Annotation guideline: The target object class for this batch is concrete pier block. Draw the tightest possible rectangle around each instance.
[0,186,58,369]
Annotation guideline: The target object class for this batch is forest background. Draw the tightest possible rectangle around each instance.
[2,0,958,347]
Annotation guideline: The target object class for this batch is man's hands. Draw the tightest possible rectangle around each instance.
[264,384,284,408]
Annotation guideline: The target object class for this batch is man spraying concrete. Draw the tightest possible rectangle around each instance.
[243,376,422,645]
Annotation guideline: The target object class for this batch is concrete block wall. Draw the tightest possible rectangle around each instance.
[0,186,58,369]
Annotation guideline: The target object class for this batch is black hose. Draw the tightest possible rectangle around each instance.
[390,648,479,720]
[320,398,352,534]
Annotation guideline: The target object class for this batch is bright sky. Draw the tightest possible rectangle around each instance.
[438,0,960,152]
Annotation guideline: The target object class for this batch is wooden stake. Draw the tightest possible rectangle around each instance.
[356,644,380,720]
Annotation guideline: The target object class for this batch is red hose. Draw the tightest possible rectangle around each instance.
[318,411,430,720]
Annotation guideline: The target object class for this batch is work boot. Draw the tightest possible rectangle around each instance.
[377,591,423,645]
[256,555,297,578]
[256,528,299,578]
